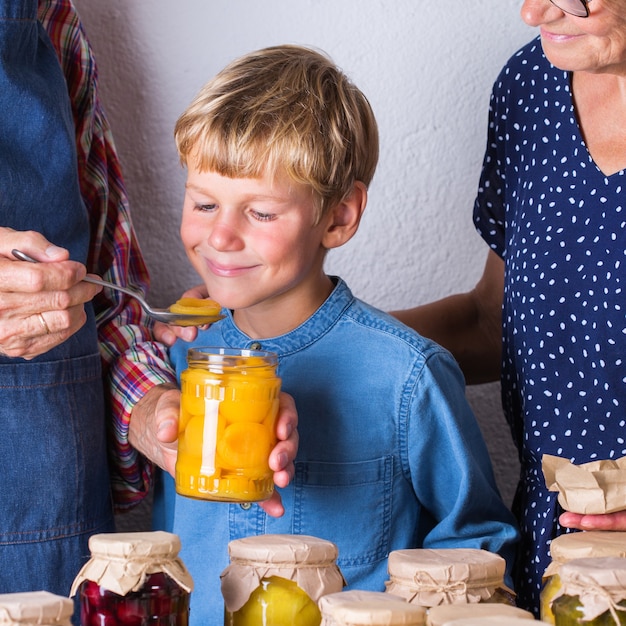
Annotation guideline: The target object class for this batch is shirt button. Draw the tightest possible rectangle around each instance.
[240,502,252,510]
[249,342,262,350]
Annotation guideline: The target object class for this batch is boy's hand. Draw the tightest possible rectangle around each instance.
[560,511,626,531]
[153,284,211,346]
[129,386,299,518]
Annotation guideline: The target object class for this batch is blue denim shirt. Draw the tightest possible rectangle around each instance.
[162,278,519,625]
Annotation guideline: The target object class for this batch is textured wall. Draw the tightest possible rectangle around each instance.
[74,0,534,508]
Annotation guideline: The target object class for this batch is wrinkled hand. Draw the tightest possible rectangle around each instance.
[0,228,101,359]
[152,284,210,347]
[129,386,299,518]
[560,510,626,531]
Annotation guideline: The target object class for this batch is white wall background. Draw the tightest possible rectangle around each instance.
[74,0,534,507]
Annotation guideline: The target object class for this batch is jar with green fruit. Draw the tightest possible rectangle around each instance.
[550,557,626,625]
[319,590,426,626]
[540,532,626,624]
[221,534,345,626]
[384,548,515,609]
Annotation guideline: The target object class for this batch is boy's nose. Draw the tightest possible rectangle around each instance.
[207,220,244,251]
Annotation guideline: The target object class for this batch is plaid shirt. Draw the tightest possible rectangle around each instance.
[39,0,177,509]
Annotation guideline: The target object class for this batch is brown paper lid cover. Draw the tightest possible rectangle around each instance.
[543,531,626,578]
[319,591,426,625]
[385,549,510,605]
[543,454,626,514]
[0,591,73,625]
[440,617,546,626]
[425,603,534,625]
[69,531,194,597]
[221,534,345,612]
[553,556,626,620]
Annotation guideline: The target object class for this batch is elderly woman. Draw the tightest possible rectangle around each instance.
[394,0,626,616]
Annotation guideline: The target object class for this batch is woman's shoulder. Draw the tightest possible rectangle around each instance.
[495,35,555,87]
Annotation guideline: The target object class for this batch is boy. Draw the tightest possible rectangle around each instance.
[159,44,519,624]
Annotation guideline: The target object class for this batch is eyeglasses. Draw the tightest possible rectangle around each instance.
[548,0,591,17]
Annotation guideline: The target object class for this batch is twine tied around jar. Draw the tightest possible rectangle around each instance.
[553,557,626,625]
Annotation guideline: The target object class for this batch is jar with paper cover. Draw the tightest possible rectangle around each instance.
[550,557,626,625]
[425,602,534,625]
[221,534,345,626]
[384,548,515,609]
[0,591,73,625]
[70,531,193,626]
[318,590,426,626]
[436,617,550,626]
[540,532,626,624]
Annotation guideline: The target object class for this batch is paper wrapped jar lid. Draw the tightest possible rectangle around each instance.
[70,531,194,597]
[385,548,511,606]
[553,556,626,621]
[221,534,345,613]
[319,590,426,625]
[439,617,543,626]
[544,531,626,578]
[425,602,534,625]
[0,591,73,625]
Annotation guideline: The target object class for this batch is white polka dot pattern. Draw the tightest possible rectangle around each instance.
[473,36,626,616]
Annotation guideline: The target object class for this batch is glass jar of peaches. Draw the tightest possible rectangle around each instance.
[384,548,515,609]
[70,531,193,626]
[176,347,281,502]
[0,591,74,625]
[221,534,346,626]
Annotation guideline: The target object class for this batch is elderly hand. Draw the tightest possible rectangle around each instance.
[560,511,626,531]
[0,228,101,359]
[129,386,298,518]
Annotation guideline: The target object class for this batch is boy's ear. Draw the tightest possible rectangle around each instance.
[322,181,368,250]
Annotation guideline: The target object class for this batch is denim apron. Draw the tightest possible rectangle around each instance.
[0,0,114,600]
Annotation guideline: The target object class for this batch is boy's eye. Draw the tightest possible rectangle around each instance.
[251,210,276,222]
[197,203,217,212]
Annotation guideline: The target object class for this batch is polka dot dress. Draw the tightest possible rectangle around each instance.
[473,36,626,616]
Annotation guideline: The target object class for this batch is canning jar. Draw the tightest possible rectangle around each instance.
[0,591,73,625]
[319,590,426,626]
[70,531,194,626]
[177,347,281,502]
[221,534,345,626]
[550,556,626,625]
[425,602,534,625]
[540,532,626,624]
[435,618,547,626]
[384,548,515,608]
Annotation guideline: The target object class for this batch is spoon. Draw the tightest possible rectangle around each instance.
[11,249,224,327]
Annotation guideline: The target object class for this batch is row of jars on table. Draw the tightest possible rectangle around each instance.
[3,529,626,625]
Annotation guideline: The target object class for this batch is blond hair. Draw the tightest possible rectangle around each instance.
[174,44,379,221]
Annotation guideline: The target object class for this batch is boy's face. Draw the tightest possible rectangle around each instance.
[180,165,334,335]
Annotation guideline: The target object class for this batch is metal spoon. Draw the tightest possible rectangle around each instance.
[12,249,224,327]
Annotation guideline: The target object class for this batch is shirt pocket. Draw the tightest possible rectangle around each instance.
[293,456,393,568]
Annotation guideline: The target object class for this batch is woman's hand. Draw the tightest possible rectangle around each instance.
[129,387,299,518]
[0,228,101,359]
[560,511,626,531]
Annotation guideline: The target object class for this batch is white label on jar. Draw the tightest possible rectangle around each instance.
[200,398,219,475]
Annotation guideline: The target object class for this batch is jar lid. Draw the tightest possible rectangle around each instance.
[439,618,541,626]
[425,603,534,626]
[553,556,626,621]
[228,533,339,565]
[222,534,345,614]
[0,591,73,625]
[385,549,511,606]
[319,590,426,625]
[70,531,194,597]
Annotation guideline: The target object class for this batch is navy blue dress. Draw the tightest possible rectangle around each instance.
[473,36,626,616]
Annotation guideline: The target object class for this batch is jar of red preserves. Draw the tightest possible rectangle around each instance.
[70,531,194,626]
